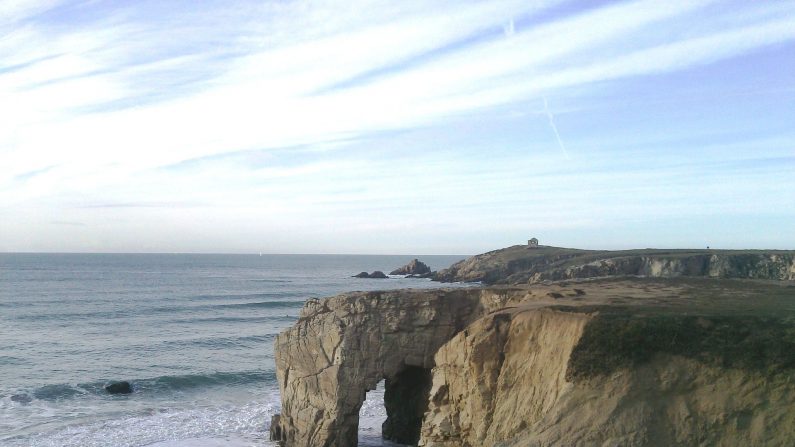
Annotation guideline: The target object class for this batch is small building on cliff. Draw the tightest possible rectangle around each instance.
[528,238,539,248]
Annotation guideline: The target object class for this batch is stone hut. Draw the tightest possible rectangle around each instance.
[528,237,539,248]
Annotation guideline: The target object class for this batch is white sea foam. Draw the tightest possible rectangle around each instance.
[3,399,278,447]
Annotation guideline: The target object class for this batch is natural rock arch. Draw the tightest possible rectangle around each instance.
[271,289,484,446]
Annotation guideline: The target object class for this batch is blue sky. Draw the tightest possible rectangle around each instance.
[1,0,794,254]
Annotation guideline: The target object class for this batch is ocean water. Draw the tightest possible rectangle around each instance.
[0,253,468,446]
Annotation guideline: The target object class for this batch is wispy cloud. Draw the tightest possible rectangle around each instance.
[1,0,794,252]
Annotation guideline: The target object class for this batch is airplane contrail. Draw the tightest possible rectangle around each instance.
[543,97,570,160]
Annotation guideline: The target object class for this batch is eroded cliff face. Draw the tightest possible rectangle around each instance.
[434,246,795,285]
[528,253,795,284]
[421,304,795,447]
[421,308,591,446]
[273,279,795,446]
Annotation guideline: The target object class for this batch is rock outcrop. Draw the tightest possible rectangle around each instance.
[272,278,795,446]
[272,289,489,446]
[390,259,432,276]
[434,246,795,284]
[352,271,388,279]
[104,381,132,394]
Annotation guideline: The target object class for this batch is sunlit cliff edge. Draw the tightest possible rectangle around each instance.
[270,246,795,446]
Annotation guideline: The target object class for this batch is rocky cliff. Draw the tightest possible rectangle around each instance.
[421,286,795,446]
[434,246,795,284]
[272,278,795,446]
[271,289,487,446]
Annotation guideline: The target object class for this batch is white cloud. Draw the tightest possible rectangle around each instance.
[1,0,794,252]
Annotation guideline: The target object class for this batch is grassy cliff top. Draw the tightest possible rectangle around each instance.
[434,245,795,285]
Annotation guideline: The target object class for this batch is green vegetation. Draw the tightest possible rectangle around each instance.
[566,308,795,381]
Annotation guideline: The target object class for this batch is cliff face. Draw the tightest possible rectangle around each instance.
[421,308,591,446]
[421,304,795,447]
[435,246,795,284]
[272,278,795,446]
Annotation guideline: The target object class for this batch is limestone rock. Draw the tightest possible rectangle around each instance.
[390,259,432,276]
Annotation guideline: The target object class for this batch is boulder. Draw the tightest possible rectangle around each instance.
[390,259,431,276]
[105,381,132,394]
[353,272,370,278]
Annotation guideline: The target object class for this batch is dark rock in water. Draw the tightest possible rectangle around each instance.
[270,414,283,441]
[10,393,32,404]
[407,272,435,279]
[390,259,432,276]
[353,271,388,279]
[105,381,132,394]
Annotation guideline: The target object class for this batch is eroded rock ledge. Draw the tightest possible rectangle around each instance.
[273,279,795,446]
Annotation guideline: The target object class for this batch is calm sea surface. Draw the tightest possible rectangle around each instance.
[0,253,468,446]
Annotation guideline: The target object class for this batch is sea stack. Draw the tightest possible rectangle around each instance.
[390,259,432,276]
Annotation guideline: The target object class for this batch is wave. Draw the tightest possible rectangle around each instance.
[17,370,275,403]
[211,300,303,310]
[140,370,275,392]
[167,315,285,324]
[159,334,275,349]
[0,356,28,365]
[188,292,293,301]
[246,278,292,283]
[10,298,304,322]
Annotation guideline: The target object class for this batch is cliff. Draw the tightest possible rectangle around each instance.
[272,278,795,446]
[434,246,795,284]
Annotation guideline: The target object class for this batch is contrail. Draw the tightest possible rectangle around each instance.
[503,18,515,37]
[543,97,570,160]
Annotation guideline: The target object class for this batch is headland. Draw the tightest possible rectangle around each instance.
[270,245,795,446]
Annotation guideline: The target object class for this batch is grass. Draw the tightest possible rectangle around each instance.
[564,297,795,381]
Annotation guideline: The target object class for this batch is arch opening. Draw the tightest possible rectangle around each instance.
[382,365,433,445]
[359,379,388,446]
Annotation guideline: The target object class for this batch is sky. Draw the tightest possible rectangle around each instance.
[1,0,794,254]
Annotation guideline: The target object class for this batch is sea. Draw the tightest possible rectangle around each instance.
[0,253,470,447]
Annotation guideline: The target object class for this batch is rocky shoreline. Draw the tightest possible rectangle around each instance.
[272,246,795,446]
